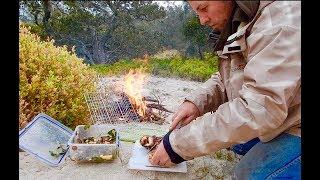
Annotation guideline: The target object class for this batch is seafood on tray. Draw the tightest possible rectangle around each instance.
[139,135,163,160]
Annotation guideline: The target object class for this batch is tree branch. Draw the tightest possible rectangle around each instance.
[51,1,68,15]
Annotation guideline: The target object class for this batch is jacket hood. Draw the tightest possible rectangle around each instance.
[235,1,260,20]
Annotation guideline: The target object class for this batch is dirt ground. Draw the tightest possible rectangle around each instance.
[19,76,239,180]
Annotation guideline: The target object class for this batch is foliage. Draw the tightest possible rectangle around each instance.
[152,49,182,60]
[19,25,97,130]
[19,1,215,64]
[91,59,152,76]
[21,22,48,40]
[212,150,235,162]
[19,1,168,64]
[182,13,212,58]
[91,52,218,82]
[183,15,208,45]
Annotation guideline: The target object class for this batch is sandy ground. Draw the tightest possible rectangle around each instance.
[19,76,239,180]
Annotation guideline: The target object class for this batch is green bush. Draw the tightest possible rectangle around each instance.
[152,49,181,59]
[19,24,97,130]
[91,52,219,82]
[20,22,48,40]
[91,59,152,76]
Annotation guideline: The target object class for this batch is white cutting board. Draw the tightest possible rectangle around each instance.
[128,140,187,173]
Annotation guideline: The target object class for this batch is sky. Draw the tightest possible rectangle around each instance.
[153,1,185,8]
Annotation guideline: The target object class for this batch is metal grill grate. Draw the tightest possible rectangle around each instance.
[84,80,140,125]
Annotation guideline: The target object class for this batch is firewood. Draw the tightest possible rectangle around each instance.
[142,96,159,103]
[146,103,173,113]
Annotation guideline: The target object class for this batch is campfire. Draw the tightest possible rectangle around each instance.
[85,69,172,125]
[122,69,172,124]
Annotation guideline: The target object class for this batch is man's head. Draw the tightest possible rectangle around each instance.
[188,1,234,32]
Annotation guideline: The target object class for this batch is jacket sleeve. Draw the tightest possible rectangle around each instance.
[167,23,301,160]
[185,72,227,116]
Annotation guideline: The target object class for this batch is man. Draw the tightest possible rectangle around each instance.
[150,1,301,179]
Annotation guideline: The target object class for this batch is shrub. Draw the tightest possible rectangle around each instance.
[19,24,97,130]
[20,22,48,40]
[91,52,219,82]
[152,49,181,60]
[91,59,151,76]
[150,53,218,81]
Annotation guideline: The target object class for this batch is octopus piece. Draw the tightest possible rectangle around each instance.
[140,135,163,161]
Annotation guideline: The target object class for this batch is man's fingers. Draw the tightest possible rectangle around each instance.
[171,112,178,122]
[170,112,186,131]
[156,156,173,167]
[171,111,184,123]
[149,142,174,167]
[150,150,159,165]
[180,115,196,127]
[158,161,166,166]
[164,161,175,167]
[150,155,159,165]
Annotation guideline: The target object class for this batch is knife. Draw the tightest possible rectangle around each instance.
[145,165,168,168]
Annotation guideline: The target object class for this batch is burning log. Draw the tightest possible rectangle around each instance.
[112,91,168,124]
[138,108,165,124]
[124,91,170,124]
[146,103,173,113]
[148,112,165,124]
[142,96,159,103]
[122,69,172,124]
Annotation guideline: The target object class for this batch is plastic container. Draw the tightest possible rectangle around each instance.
[67,124,120,163]
[19,113,73,166]
[19,113,120,166]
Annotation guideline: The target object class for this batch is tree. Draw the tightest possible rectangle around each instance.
[19,1,212,63]
[20,0,42,25]
[20,1,167,64]
[182,14,211,59]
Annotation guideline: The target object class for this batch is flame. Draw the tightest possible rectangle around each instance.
[123,69,148,117]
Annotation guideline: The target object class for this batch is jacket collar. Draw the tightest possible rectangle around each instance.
[218,1,275,56]
[211,1,260,51]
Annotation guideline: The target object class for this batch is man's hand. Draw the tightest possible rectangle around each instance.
[150,141,175,167]
[169,101,200,131]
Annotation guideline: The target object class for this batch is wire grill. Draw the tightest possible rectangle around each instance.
[84,78,140,124]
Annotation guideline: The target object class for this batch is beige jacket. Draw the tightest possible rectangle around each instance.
[169,1,301,160]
